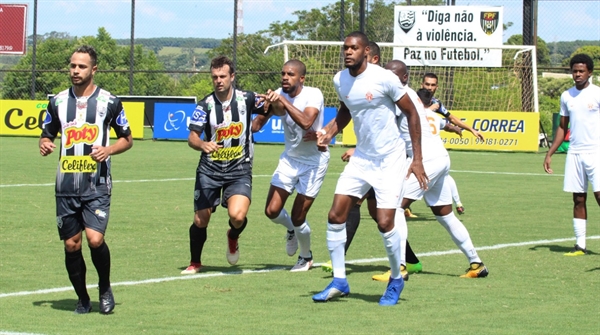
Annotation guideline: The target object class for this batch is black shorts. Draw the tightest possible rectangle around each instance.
[56,185,111,240]
[194,172,252,212]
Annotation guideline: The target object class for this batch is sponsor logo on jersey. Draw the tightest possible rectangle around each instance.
[63,124,99,148]
[211,146,243,161]
[254,95,265,109]
[42,111,52,127]
[366,92,373,102]
[116,109,129,127]
[216,122,243,142]
[191,105,207,123]
[60,155,97,173]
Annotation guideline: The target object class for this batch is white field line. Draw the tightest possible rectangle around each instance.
[0,332,47,335]
[0,235,597,299]
[0,169,561,188]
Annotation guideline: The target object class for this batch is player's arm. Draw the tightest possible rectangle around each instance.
[316,101,351,147]
[251,113,272,133]
[544,115,569,174]
[447,114,484,140]
[39,99,60,156]
[443,122,463,137]
[187,103,222,153]
[396,94,428,189]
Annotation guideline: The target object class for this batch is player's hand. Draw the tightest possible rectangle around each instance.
[90,145,112,162]
[200,141,223,155]
[315,129,332,151]
[471,129,484,140]
[40,141,56,156]
[303,130,317,141]
[429,103,440,111]
[543,155,553,174]
[341,148,355,162]
[406,159,429,190]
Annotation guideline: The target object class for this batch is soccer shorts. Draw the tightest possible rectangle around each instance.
[564,151,600,193]
[403,154,451,207]
[194,172,252,212]
[270,151,329,198]
[334,147,407,209]
[56,185,111,240]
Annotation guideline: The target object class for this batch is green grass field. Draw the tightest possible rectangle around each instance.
[0,137,598,335]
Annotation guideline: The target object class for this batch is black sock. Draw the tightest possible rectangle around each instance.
[406,240,420,264]
[189,224,207,264]
[90,241,111,294]
[228,218,247,240]
[345,204,361,254]
[65,248,90,302]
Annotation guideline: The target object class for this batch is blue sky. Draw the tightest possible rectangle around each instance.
[9,0,600,43]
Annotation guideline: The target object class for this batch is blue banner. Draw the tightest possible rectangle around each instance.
[153,103,196,140]
[253,107,337,144]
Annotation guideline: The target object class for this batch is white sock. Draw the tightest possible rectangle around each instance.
[395,208,408,266]
[294,222,312,259]
[381,224,402,280]
[436,212,481,264]
[573,218,586,249]
[327,223,347,279]
[270,208,295,231]
[447,176,462,206]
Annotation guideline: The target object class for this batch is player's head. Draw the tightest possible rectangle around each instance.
[417,88,433,107]
[210,56,236,95]
[421,73,439,94]
[384,60,409,86]
[569,53,593,89]
[367,41,381,66]
[281,59,306,95]
[343,31,370,70]
[70,45,98,87]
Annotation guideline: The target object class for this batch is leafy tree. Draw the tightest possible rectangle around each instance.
[564,45,600,70]
[506,34,551,66]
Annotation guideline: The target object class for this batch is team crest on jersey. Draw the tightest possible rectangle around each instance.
[76,97,88,109]
[191,105,207,123]
[480,12,499,35]
[116,109,129,127]
[366,92,373,102]
[398,10,415,34]
[97,105,107,118]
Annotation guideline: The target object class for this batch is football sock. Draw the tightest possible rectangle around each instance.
[228,218,247,240]
[189,224,207,264]
[436,212,481,264]
[381,225,402,280]
[327,223,347,279]
[573,218,586,249]
[89,241,111,293]
[395,208,408,265]
[406,241,420,264]
[447,175,462,206]
[65,248,90,303]
[344,204,361,254]
[270,208,295,231]
[294,222,312,259]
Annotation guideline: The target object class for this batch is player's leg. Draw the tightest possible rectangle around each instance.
[223,175,252,265]
[446,175,465,214]
[288,194,315,271]
[58,197,92,314]
[563,152,590,255]
[265,155,297,256]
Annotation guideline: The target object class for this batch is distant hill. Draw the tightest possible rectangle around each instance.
[115,37,221,51]
[547,40,600,59]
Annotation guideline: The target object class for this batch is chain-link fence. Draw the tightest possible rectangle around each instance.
[1,0,598,128]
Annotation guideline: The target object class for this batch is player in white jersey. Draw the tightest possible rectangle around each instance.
[372,61,488,282]
[544,53,600,256]
[255,60,330,271]
[312,32,427,306]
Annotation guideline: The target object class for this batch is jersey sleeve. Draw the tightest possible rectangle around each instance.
[431,98,451,118]
[109,99,132,138]
[333,73,343,102]
[559,91,569,117]
[385,71,405,103]
[40,98,61,139]
[250,92,266,115]
[189,101,208,133]
[306,88,325,110]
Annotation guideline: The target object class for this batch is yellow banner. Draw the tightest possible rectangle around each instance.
[0,99,144,139]
[341,111,539,152]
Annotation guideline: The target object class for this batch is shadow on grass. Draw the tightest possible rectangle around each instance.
[528,244,598,255]
[33,298,120,312]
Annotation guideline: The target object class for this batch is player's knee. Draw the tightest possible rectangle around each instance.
[264,205,280,220]
[327,209,346,224]
[64,239,82,253]
[87,235,105,249]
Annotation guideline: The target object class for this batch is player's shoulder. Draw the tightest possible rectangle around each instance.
[301,85,324,96]
[50,88,70,105]
[96,88,120,105]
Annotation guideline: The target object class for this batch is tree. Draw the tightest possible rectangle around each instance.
[564,45,600,70]
[506,34,551,66]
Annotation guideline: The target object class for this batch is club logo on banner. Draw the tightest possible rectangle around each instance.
[153,102,197,140]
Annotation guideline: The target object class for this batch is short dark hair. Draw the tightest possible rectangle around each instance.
[423,72,438,82]
[211,55,235,74]
[570,53,594,72]
[368,42,381,60]
[74,45,97,66]
[284,59,306,76]
[346,31,369,47]
[417,88,433,106]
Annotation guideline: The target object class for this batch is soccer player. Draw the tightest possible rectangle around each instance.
[181,56,268,274]
[256,59,329,271]
[312,32,427,306]
[372,62,488,282]
[39,45,133,314]
[544,53,600,256]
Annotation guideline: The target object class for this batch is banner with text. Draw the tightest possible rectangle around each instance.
[393,6,503,67]
[153,102,196,140]
[0,100,144,139]
[342,111,539,152]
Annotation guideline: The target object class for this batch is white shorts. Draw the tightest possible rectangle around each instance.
[403,154,451,206]
[334,147,407,209]
[563,151,600,193]
[271,151,329,198]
